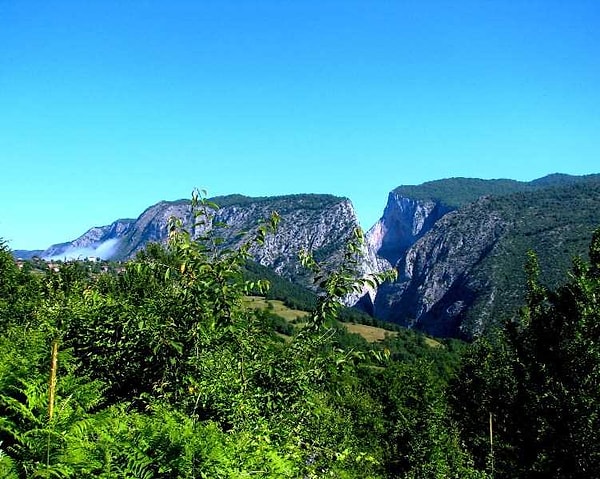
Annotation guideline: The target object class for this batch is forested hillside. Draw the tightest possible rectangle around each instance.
[1,193,599,477]
[392,173,600,208]
[371,175,600,338]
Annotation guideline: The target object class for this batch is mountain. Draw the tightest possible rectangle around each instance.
[365,174,600,338]
[17,173,600,339]
[12,249,44,260]
[37,193,381,289]
[42,219,135,260]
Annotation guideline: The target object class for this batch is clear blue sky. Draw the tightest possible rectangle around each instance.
[1,1,599,250]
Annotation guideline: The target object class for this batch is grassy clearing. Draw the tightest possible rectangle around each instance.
[245,296,444,347]
[424,337,443,348]
[245,296,400,343]
[345,323,398,343]
[244,296,309,322]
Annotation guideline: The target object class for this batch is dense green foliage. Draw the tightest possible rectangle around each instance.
[211,193,346,211]
[451,228,600,478]
[0,196,478,478]
[394,173,600,208]
[2,192,599,478]
[461,178,600,333]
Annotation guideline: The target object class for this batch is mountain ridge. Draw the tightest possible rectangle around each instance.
[366,174,600,337]
[31,193,381,296]
[11,173,600,339]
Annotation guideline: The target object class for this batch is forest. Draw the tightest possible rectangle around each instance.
[1,192,599,478]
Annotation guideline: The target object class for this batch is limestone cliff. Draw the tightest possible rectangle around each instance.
[40,194,382,289]
[372,197,508,337]
[366,191,452,266]
[366,175,600,338]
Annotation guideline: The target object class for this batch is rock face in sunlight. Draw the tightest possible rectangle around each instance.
[39,194,383,291]
[365,174,600,338]
[366,192,452,267]
[42,219,134,260]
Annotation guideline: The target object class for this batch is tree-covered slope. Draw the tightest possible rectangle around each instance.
[373,177,600,338]
[0,206,479,478]
[392,173,600,208]
[450,230,600,477]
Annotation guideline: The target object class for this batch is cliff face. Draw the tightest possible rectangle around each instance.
[372,198,508,337]
[204,196,371,282]
[367,192,452,266]
[41,194,381,288]
[365,176,600,338]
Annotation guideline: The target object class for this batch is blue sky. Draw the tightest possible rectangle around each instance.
[1,1,599,250]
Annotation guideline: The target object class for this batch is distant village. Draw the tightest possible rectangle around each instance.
[14,255,126,274]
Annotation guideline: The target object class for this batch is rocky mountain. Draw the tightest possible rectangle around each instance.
[21,173,600,340]
[38,193,381,288]
[42,219,135,260]
[365,174,600,338]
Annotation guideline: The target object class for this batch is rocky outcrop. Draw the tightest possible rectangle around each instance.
[366,192,452,266]
[366,175,600,338]
[206,196,371,282]
[359,193,452,313]
[372,198,508,337]
[40,194,382,289]
[42,219,135,260]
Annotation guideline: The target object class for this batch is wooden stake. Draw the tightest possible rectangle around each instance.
[48,339,58,420]
[489,412,495,478]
